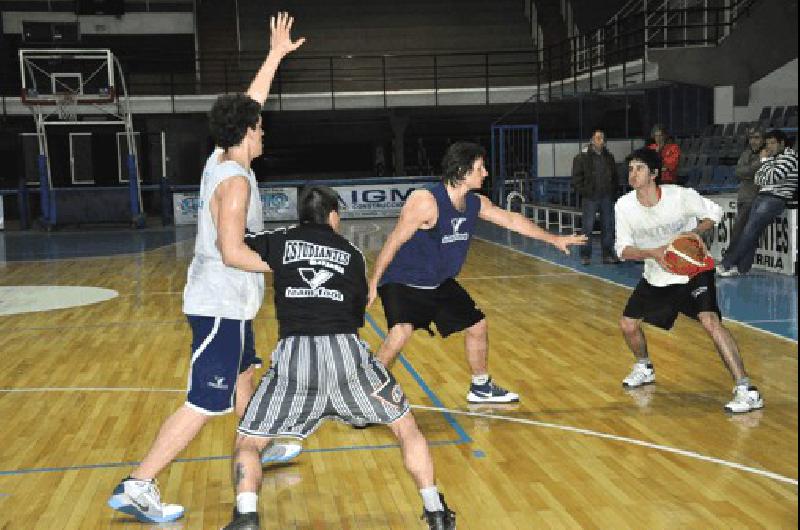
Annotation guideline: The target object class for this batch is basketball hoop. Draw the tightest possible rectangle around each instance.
[56,92,78,120]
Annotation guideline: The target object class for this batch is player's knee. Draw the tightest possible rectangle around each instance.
[389,411,421,440]
[619,316,639,335]
[698,311,721,331]
[387,324,414,347]
[466,318,487,338]
[236,434,268,453]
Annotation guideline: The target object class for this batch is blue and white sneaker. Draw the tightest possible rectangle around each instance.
[107,477,184,523]
[466,378,519,404]
[261,440,303,464]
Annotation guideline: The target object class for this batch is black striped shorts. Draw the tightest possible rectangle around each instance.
[238,334,410,439]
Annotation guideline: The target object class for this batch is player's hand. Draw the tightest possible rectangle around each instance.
[269,12,305,58]
[651,245,670,269]
[554,233,588,255]
[367,281,378,308]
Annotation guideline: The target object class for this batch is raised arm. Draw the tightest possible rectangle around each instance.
[367,190,437,306]
[476,195,587,253]
[246,12,306,106]
[213,176,271,273]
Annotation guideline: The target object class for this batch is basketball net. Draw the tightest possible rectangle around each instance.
[56,92,78,120]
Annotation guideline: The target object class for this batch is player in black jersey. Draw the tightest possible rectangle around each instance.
[223,186,455,530]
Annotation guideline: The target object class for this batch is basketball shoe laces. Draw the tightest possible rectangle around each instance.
[132,478,165,514]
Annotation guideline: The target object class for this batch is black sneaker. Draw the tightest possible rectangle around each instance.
[222,509,260,530]
[466,378,519,403]
[421,494,456,530]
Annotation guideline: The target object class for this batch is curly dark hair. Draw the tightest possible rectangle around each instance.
[441,141,486,186]
[626,147,663,184]
[208,94,262,149]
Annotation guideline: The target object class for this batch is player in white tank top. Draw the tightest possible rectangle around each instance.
[107,12,306,525]
[182,149,265,320]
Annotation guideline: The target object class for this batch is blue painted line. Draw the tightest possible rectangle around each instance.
[364,313,473,444]
[0,304,472,480]
[0,440,464,478]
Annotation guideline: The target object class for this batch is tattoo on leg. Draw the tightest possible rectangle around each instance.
[235,463,245,486]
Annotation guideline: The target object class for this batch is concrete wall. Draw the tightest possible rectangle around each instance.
[714,58,798,124]
[648,0,798,105]
[537,138,645,177]
[2,12,193,35]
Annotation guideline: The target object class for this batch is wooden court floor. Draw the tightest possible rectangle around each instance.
[0,226,797,529]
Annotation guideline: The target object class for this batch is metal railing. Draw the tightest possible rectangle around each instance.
[2,0,758,109]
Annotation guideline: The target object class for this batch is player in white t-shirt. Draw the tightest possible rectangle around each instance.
[614,147,763,414]
[107,13,305,524]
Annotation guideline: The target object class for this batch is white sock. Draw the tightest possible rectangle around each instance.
[472,374,490,386]
[636,358,652,368]
[236,492,258,514]
[420,486,443,512]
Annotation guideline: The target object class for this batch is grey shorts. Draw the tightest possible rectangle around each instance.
[238,334,410,439]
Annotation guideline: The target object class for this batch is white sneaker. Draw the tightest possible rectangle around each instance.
[622,363,655,388]
[724,385,764,414]
[107,478,184,523]
[716,265,739,277]
[261,441,303,464]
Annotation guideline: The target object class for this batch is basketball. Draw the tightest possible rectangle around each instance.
[663,234,715,277]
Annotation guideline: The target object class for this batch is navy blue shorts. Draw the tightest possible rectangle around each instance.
[185,316,261,415]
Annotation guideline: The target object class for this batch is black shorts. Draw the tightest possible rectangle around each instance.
[378,279,485,338]
[623,270,721,330]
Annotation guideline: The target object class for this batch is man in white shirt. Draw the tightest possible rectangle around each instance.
[614,148,763,414]
[107,13,305,524]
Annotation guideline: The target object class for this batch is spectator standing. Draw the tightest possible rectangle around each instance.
[571,129,620,265]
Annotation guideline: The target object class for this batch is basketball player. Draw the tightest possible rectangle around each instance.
[107,13,305,523]
[615,147,763,414]
[223,186,456,530]
[368,141,587,404]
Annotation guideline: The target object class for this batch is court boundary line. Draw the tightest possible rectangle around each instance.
[0,316,471,478]
[474,236,798,345]
[1,392,794,487]
[0,439,461,478]
[364,313,472,444]
[412,404,798,486]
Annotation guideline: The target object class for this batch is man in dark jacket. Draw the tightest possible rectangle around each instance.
[731,126,765,242]
[572,129,619,265]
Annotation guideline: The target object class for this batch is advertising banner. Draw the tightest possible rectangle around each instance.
[333,182,423,219]
[260,187,297,221]
[173,188,299,225]
[0,195,4,230]
[173,181,428,225]
[708,193,797,275]
[173,192,200,225]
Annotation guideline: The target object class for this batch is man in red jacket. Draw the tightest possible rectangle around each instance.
[648,123,681,185]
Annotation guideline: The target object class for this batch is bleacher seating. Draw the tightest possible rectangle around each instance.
[519,108,798,231]
[785,106,798,128]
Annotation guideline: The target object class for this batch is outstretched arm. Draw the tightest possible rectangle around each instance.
[477,195,587,253]
[246,12,306,106]
[367,190,437,306]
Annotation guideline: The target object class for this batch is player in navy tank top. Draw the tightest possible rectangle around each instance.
[369,142,587,404]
